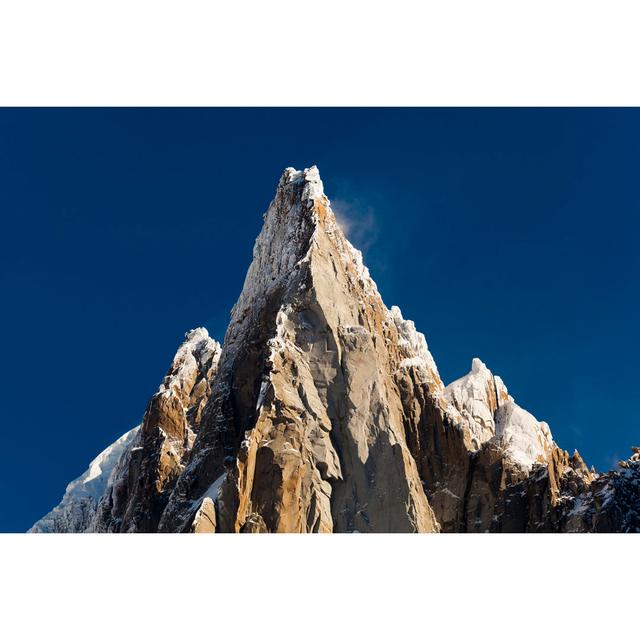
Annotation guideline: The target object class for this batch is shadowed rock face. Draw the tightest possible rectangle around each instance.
[30,167,639,533]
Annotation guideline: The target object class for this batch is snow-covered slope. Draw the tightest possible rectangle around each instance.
[29,327,221,534]
[495,400,553,469]
[444,358,508,448]
[444,357,552,468]
[28,426,140,533]
[389,305,443,389]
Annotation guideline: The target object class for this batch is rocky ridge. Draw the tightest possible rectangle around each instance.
[30,167,639,533]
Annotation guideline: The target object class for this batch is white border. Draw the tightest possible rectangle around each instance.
[0,1,639,105]
[1,2,637,636]
[0,533,635,638]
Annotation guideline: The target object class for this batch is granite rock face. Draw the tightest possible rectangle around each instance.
[159,167,438,533]
[30,167,639,533]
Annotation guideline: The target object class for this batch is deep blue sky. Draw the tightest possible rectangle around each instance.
[1,108,638,532]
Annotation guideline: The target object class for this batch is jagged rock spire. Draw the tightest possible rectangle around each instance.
[92,328,221,532]
[444,357,553,469]
[29,166,639,534]
[160,165,441,532]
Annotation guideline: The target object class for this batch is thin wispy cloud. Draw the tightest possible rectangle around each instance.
[331,197,379,255]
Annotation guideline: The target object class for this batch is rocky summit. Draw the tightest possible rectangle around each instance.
[30,167,640,533]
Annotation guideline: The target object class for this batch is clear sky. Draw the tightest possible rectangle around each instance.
[1,108,638,532]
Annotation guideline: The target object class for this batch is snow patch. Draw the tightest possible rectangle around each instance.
[388,305,441,384]
[494,401,553,469]
[202,472,226,503]
[444,358,553,467]
[444,358,507,447]
[29,426,140,533]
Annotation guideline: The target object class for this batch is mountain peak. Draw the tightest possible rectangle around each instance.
[280,164,323,191]
[471,357,488,374]
[276,165,329,218]
[231,165,330,316]
[29,166,639,534]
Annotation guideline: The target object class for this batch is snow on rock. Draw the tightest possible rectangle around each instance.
[160,327,221,408]
[231,167,326,320]
[388,305,442,388]
[231,166,381,333]
[495,401,553,469]
[564,448,640,532]
[444,358,508,448]
[444,357,552,468]
[202,472,226,503]
[28,426,140,533]
[189,473,226,533]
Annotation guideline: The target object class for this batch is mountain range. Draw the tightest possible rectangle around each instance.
[30,167,640,533]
